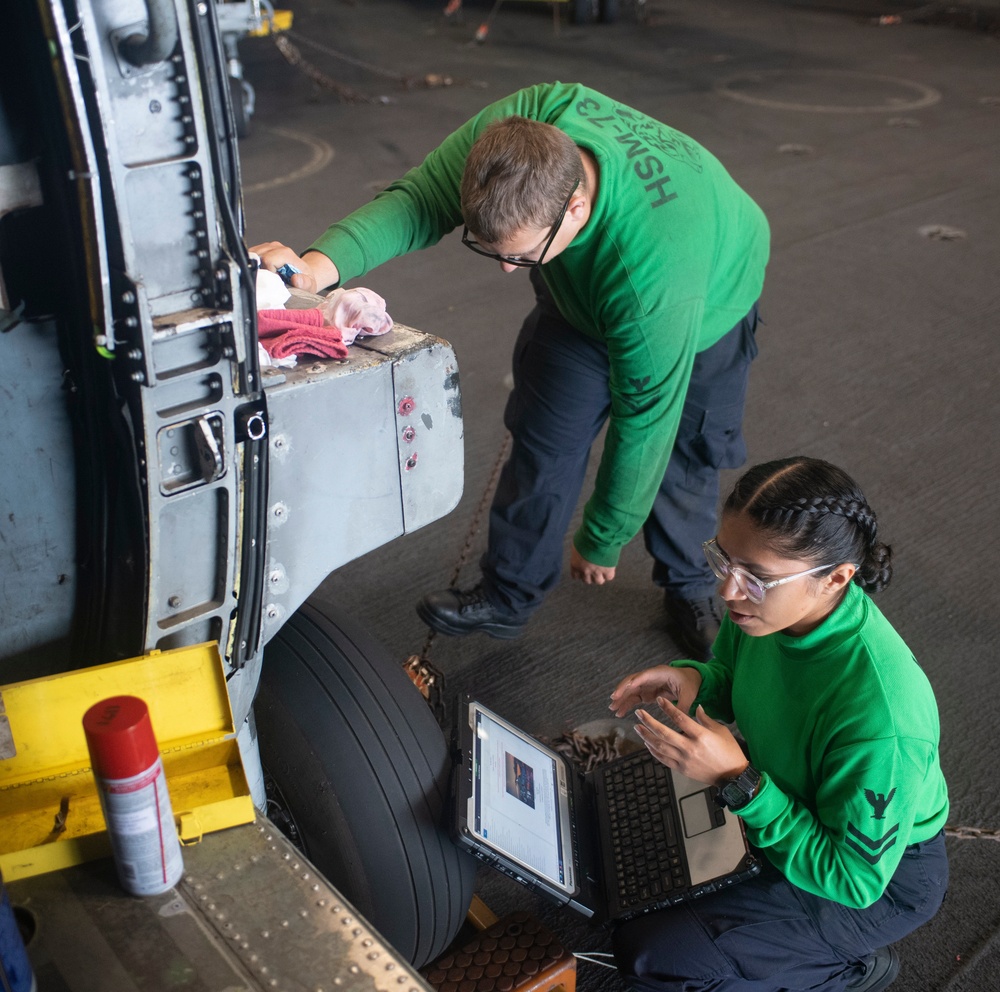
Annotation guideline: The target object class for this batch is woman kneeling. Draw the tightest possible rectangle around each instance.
[609,456,948,992]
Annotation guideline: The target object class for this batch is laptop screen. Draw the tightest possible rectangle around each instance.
[465,702,577,896]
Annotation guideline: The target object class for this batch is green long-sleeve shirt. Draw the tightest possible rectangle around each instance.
[308,82,770,567]
[675,582,949,908]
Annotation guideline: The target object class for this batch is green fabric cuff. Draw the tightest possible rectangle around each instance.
[307,228,367,286]
[571,528,622,569]
[733,771,779,823]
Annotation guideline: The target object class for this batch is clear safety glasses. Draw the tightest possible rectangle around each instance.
[702,538,834,604]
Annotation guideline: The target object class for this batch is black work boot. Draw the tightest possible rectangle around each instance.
[417,585,527,639]
[845,946,900,992]
[662,593,721,661]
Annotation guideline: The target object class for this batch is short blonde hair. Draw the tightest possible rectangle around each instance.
[461,117,584,244]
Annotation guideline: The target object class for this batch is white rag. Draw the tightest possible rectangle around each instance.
[250,253,292,310]
[318,287,393,346]
[258,342,297,369]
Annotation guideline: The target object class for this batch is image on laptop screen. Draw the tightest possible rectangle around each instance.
[468,705,577,895]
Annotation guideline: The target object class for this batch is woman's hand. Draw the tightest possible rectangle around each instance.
[635,699,748,787]
[609,664,702,719]
[250,243,339,294]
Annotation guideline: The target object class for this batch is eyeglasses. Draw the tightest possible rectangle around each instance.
[461,180,580,268]
[703,538,834,605]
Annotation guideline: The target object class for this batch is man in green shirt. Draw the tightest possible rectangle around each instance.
[253,82,770,659]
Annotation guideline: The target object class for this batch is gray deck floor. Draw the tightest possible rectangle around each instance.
[239,2,999,988]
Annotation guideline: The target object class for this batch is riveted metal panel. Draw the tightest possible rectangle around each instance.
[8,817,434,992]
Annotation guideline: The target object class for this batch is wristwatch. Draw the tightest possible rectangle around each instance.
[716,763,762,812]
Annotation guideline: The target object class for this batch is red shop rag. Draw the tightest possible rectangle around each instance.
[257,307,349,360]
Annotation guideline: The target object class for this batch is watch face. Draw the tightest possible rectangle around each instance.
[721,782,746,808]
[721,765,760,809]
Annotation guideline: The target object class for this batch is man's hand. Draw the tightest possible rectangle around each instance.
[570,546,616,585]
[250,242,340,295]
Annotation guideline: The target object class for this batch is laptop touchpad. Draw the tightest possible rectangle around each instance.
[679,790,714,837]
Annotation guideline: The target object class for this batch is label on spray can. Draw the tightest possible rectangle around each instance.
[1,871,37,992]
[83,696,184,897]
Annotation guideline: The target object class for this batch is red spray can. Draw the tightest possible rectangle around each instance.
[82,696,184,896]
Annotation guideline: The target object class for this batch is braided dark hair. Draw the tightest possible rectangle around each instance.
[723,456,893,594]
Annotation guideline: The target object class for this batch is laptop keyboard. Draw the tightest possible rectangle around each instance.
[600,751,687,911]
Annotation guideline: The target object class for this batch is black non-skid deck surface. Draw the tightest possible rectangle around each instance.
[240,2,999,987]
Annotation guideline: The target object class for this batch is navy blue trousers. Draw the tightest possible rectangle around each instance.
[612,832,949,992]
[480,269,760,618]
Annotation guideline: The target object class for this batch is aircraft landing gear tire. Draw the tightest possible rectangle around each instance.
[228,75,251,139]
[254,599,476,968]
